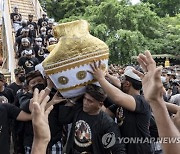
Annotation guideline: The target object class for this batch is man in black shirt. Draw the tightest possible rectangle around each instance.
[134,50,180,154]
[17,37,32,58]
[27,14,38,39]
[0,98,33,154]
[0,73,14,104]
[46,19,54,42]
[0,103,27,154]
[10,6,22,32]
[59,84,126,154]
[37,13,48,33]
[16,20,27,38]
[14,28,32,54]
[8,67,26,154]
[33,37,45,63]
[89,63,153,154]
[8,67,25,106]
[18,50,39,74]
[39,27,47,47]
[0,87,54,154]
[46,19,53,35]
[19,70,63,154]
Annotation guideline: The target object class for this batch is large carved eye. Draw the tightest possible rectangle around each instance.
[58,76,69,85]
[76,71,87,80]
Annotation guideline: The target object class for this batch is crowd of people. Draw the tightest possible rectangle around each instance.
[108,63,180,105]
[0,5,179,154]
[11,6,57,74]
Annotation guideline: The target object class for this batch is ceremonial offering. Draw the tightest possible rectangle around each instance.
[42,20,109,98]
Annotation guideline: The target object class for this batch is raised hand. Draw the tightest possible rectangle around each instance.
[88,60,107,81]
[31,88,53,143]
[29,89,46,113]
[45,92,66,109]
[134,51,180,154]
[133,51,164,104]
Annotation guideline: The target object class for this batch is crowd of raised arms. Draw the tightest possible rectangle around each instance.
[0,6,179,154]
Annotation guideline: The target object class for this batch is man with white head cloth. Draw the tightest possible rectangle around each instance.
[89,63,153,154]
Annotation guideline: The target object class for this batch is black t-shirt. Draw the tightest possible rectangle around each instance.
[39,34,47,47]
[21,48,35,58]
[109,95,152,154]
[27,21,37,30]
[16,26,25,38]
[0,103,21,154]
[8,82,23,107]
[59,102,126,154]
[33,45,45,63]
[48,103,63,147]
[37,18,48,28]
[46,34,54,42]
[27,21,38,38]
[104,97,114,108]
[46,27,52,33]
[73,111,96,153]
[16,36,32,49]
[8,82,22,95]
[10,13,21,23]
[20,92,63,148]
[18,46,32,58]
[43,47,49,54]
[18,56,39,74]
[0,88,15,104]
[15,26,33,39]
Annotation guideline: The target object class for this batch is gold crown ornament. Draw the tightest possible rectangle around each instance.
[42,20,109,98]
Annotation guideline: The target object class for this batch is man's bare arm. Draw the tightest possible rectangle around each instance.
[89,61,136,111]
[166,102,180,114]
[134,51,180,154]
[31,89,53,154]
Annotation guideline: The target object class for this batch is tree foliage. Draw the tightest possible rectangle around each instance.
[140,0,180,17]
[42,0,180,65]
[43,0,93,21]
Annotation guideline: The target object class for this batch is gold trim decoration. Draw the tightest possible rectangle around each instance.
[58,79,97,92]
[76,71,87,80]
[45,54,109,75]
[58,76,69,85]
[43,49,108,70]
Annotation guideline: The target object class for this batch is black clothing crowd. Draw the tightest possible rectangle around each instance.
[0,6,179,154]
